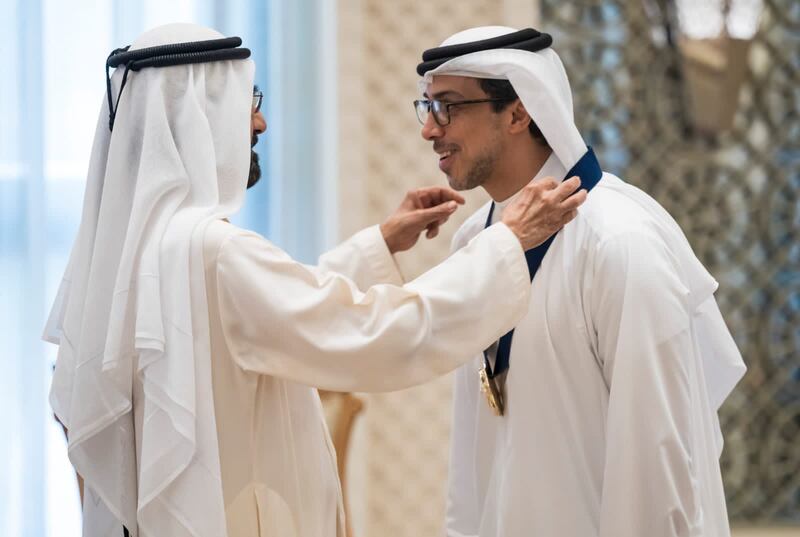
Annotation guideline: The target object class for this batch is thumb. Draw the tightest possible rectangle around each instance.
[413,201,458,227]
[412,201,458,226]
[429,200,458,217]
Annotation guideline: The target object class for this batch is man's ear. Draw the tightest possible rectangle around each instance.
[508,100,532,135]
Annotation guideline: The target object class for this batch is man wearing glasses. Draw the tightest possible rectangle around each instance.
[249,86,265,188]
[48,23,589,537]
[415,26,746,537]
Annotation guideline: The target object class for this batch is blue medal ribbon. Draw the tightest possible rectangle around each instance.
[483,147,603,379]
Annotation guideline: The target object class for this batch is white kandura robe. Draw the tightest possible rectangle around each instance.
[446,154,745,537]
[198,219,530,537]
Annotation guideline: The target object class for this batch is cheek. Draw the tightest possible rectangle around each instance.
[455,140,472,163]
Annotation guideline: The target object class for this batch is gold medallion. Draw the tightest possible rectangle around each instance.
[479,365,504,416]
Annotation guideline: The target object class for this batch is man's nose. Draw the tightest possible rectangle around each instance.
[420,112,444,141]
[253,111,267,135]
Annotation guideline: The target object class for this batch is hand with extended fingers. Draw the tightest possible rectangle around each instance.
[502,176,587,250]
[380,186,466,254]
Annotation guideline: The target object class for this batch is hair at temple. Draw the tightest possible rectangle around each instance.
[478,79,549,148]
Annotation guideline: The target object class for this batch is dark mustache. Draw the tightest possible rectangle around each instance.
[432,142,458,153]
[252,135,259,147]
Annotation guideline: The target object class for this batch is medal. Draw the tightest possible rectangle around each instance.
[476,149,602,419]
[479,364,504,416]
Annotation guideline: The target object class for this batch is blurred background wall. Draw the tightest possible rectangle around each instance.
[1,0,796,535]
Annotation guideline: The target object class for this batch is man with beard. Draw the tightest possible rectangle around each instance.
[45,23,587,537]
[414,26,746,537]
[248,85,264,189]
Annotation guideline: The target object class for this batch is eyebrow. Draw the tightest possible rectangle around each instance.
[423,90,465,100]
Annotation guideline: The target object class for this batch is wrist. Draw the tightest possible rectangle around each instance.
[502,219,520,239]
[380,222,398,254]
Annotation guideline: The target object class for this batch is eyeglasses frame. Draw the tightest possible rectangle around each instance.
[252,90,264,113]
[413,97,514,126]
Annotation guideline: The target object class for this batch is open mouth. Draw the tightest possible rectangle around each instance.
[438,149,456,172]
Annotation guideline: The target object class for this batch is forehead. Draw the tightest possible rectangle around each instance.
[424,75,484,98]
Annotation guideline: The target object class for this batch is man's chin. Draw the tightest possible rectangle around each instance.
[445,174,469,192]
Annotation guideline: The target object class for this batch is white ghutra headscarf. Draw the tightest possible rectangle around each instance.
[44,23,254,537]
[419,25,587,173]
[419,25,746,450]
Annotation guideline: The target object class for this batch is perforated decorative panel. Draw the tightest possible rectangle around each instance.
[539,0,800,523]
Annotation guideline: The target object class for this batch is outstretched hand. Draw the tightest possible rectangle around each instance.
[380,186,466,254]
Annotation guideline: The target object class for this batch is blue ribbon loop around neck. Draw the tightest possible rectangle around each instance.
[483,147,603,379]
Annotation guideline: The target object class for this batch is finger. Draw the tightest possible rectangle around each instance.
[415,187,439,208]
[402,189,422,211]
[426,215,447,238]
[560,189,587,210]
[554,176,582,200]
[414,192,431,215]
[434,200,458,214]
[412,190,425,210]
[412,201,458,227]
[431,211,452,235]
[533,177,559,191]
[425,219,435,237]
[428,218,444,237]
[417,189,433,208]
[436,187,465,204]
[418,186,466,207]
[562,209,579,224]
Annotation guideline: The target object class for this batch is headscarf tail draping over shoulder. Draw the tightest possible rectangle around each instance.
[43,23,254,537]
[418,26,745,450]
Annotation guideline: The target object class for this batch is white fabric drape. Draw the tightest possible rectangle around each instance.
[421,26,746,537]
[45,23,254,537]
[3,3,326,534]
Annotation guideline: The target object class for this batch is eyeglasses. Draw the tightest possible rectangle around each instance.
[413,98,513,126]
[252,90,263,113]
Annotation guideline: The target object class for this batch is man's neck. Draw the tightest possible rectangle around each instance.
[483,145,553,203]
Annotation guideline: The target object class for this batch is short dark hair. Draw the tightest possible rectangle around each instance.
[478,78,548,147]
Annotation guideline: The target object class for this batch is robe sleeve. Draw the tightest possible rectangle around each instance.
[592,230,704,537]
[215,223,530,392]
[316,224,405,288]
